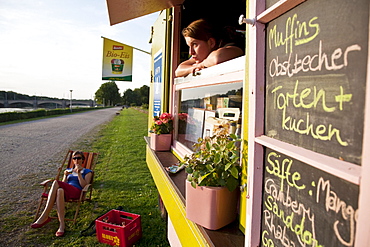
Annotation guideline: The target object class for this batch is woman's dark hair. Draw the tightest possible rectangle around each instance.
[220,26,245,51]
[182,19,245,50]
[72,151,85,160]
[182,19,221,44]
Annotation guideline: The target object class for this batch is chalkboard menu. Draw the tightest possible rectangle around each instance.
[265,0,280,9]
[265,0,369,165]
[261,148,359,247]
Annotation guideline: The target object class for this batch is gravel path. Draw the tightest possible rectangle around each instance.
[0,107,119,217]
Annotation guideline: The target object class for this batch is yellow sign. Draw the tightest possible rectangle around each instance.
[102,37,133,81]
[102,233,120,246]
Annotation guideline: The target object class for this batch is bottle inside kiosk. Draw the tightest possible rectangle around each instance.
[105,0,370,246]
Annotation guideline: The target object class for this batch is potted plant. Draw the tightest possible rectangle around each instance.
[181,123,242,230]
[149,113,173,151]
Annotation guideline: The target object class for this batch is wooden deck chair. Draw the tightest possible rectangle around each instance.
[34,150,99,224]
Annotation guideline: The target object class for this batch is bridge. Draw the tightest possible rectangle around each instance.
[0,99,95,108]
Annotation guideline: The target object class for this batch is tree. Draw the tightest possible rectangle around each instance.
[122,85,149,106]
[133,88,142,106]
[95,81,122,106]
[138,85,149,105]
[122,89,135,106]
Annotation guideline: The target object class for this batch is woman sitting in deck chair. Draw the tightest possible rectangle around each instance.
[31,151,92,237]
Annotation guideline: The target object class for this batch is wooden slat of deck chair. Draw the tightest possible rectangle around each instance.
[34,150,99,224]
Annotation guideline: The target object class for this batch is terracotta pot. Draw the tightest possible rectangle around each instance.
[185,180,238,230]
[150,133,172,151]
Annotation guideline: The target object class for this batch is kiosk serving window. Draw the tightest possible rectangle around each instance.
[176,81,243,150]
[173,55,245,153]
[171,0,247,154]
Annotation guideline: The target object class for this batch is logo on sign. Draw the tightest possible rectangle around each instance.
[102,233,120,246]
[113,45,123,50]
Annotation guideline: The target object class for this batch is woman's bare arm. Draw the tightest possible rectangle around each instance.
[175,46,244,77]
[175,58,198,77]
[200,46,244,68]
[77,172,92,188]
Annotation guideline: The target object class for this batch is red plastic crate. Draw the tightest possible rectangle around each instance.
[96,210,142,247]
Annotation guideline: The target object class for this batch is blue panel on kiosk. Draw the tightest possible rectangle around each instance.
[153,51,162,117]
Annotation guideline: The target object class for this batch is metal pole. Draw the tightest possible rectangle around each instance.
[70,90,73,112]
[5,91,8,108]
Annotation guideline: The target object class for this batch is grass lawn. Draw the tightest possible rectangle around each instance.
[17,108,170,246]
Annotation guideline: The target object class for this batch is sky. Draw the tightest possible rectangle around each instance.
[0,0,159,100]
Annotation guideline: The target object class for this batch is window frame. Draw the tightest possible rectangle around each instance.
[171,56,245,158]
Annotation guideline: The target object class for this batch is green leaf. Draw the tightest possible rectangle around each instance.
[199,172,211,183]
[185,167,193,174]
[191,181,197,188]
[206,141,211,150]
[230,133,237,140]
[231,166,239,179]
[226,141,234,149]
[226,177,239,192]
[206,164,214,171]
[225,163,232,171]
[214,153,221,163]
[231,156,239,164]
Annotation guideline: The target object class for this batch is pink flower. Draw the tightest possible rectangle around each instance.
[160,113,172,120]
[178,113,188,121]
[150,112,173,134]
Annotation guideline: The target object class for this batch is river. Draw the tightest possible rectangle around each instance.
[0,108,35,113]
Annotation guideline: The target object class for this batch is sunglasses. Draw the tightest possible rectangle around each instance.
[72,156,83,160]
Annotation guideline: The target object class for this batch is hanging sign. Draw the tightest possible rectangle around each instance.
[102,37,133,81]
[153,50,162,117]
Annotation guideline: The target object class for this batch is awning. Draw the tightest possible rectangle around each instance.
[106,0,185,25]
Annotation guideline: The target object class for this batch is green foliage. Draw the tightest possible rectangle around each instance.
[122,89,135,106]
[138,85,149,104]
[122,85,149,106]
[182,132,242,192]
[95,81,122,105]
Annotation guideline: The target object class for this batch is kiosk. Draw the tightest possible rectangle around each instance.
[106,0,370,246]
